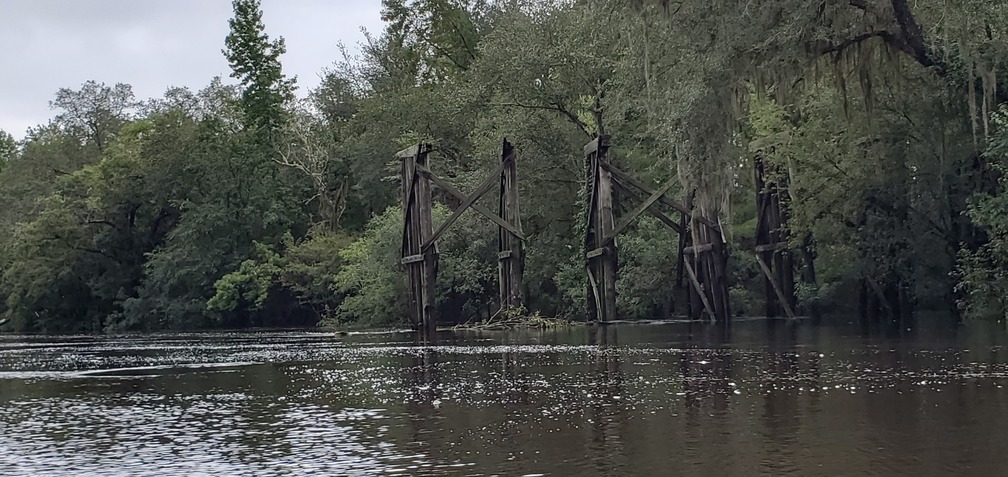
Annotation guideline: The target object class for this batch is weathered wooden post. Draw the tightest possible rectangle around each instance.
[681,208,732,322]
[498,139,525,311]
[753,152,796,319]
[584,135,618,322]
[398,144,438,332]
[707,225,732,321]
[683,225,713,322]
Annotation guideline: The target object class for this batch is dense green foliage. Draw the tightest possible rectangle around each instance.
[956,109,1008,320]
[1,0,1007,332]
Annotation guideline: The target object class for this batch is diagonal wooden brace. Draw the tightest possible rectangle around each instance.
[416,162,526,247]
[754,253,797,319]
[603,178,678,244]
[400,170,419,258]
[421,157,509,251]
[600,159,720,231]
[683,257,715,322]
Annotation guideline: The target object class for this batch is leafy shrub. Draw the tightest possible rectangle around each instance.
[330,204,498,327]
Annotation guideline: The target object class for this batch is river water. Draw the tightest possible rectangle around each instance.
[2,318,1007,476]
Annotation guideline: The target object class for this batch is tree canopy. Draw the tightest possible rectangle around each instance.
[1,0,1007,333]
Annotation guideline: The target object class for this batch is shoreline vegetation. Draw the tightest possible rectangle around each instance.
[451,310,574,331]
[2,1,1008,334]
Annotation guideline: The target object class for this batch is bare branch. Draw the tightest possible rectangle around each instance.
[490,100,592,137]
[273,103,347,231]
[85,219,119,230]
[848,0,875,13]
[821,30,911,57]
[444,15,477,61]
[890,0,940,71]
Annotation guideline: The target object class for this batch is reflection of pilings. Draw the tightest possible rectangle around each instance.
[586,337,628,476]
[677,354,734,408]
[678,323,734,409]
[689,321,732,346]
[403,347,441,454]
[500,350,531,406]
[413,330,440,347]
[404,347,441,403]
[759,322,802,474]
[588,325,616,347]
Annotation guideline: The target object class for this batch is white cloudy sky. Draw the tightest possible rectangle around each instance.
[0,0,384,139]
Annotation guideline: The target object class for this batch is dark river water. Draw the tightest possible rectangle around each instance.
[2,318,1008,476]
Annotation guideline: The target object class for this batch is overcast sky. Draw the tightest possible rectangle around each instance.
[0,0,384,139]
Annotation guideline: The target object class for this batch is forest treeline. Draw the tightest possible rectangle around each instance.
[1,0,1007,333]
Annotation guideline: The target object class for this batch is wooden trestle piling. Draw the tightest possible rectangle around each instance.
[398,140,526,331]
[398,134,736,329]
[583,135,731,323]
[753,152,796,319]
[498,140,524,311]
[398,144,438,332]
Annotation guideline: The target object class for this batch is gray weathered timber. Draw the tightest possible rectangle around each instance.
[753,151,796,317]
[416,167,525,240]
[399,144,438,332]
[498,139,524,311]
[584,135,618,322]
[400,140,526,331]
[755,253,798,319]
[582,135,731,323]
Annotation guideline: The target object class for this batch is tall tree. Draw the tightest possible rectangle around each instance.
[0,130,14,173]
[223,0,296,140]
[50,81,136,152]
[126,4,314,329]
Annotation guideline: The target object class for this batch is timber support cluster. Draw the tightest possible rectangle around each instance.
[583,135,731,323]
[399,144,438,332]
[753,151,797,319]
[398,139,525,331]
[398,134,743,331]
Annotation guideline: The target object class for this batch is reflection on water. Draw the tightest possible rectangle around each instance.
[2,319,1008,476]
